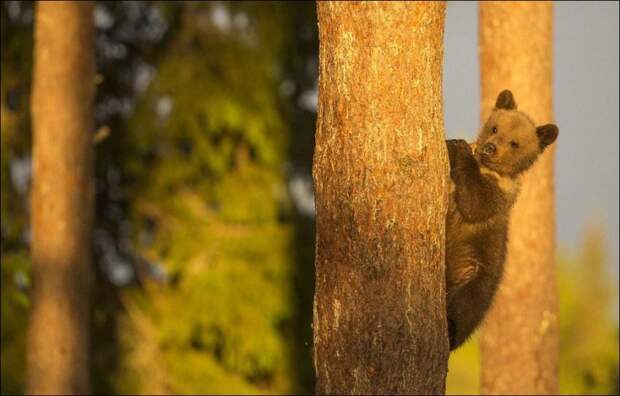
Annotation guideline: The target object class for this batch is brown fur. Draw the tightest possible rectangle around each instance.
[445,90,558,350]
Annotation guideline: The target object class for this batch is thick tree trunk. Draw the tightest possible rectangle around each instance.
[312,2,449,394]
[479,2,559,394]
[27,1,95,394]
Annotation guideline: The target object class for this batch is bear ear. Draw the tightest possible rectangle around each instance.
[536,124,559,149]
[495,89,517,110]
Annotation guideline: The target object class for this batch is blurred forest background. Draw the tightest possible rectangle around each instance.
[0,1,617,395]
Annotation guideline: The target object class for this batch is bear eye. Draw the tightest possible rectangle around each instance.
[491,126,498,134]
[510,141,519,149]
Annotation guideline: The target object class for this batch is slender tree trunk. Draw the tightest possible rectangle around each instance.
[312,2,449,394]
[479,2,559,394]
[27,1,95,394]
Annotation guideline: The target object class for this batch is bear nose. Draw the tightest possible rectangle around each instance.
[482,142,496,156]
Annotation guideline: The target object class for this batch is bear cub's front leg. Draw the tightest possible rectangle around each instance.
[446,139,500,223]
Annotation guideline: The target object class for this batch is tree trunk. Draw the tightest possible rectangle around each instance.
[479,2,559,394]
[312,2,449,394]
[27,1,95,394]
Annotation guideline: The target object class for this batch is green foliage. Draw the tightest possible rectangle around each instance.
[557,226,619,395]
[446,334,480,395]
[1,2,317,394]
[109,3,306,394]
[0,252,29,395]
[115,222,297,394]
[1,4,32,394]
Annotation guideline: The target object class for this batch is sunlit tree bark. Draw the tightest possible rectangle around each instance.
[479,2,559,394]
[27,1,95,394]
[312,2,449,394]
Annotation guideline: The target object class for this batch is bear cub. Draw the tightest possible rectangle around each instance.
[445,89,559,350]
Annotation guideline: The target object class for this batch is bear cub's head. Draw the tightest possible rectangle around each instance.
[474,90,559,177]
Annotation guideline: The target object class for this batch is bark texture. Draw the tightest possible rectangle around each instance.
[479,2,559,394]
[27,1,95,394]
[313,2,449,394]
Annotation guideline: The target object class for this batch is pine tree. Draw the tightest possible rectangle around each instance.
[479,2,559,394]
[313,2,450,394]
[27,1,96,394]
